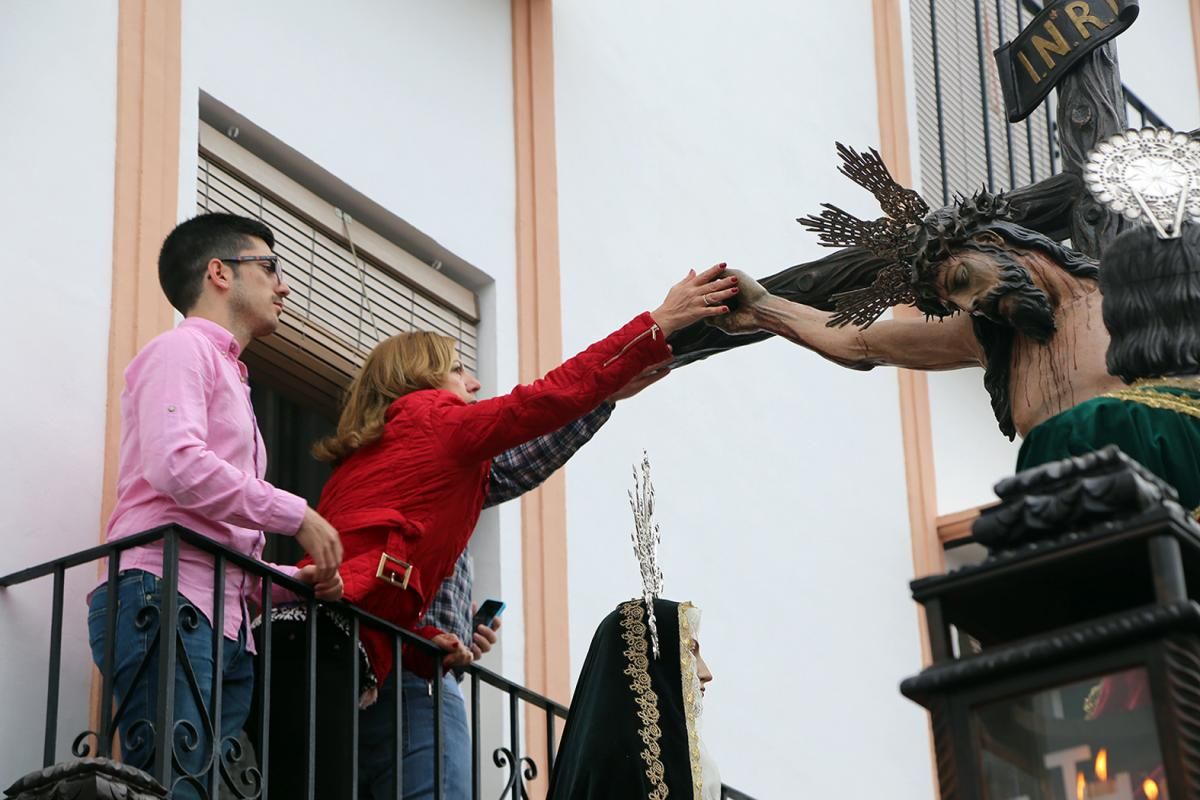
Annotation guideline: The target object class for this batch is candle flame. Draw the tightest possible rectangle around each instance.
[1095,748,1108,782]
[1143,778,1160,800]
[1077,770,1087,800]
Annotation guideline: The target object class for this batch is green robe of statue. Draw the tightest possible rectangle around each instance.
[1017,379,1200,517]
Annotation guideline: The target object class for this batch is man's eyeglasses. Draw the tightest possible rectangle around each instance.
[219,255,283,285]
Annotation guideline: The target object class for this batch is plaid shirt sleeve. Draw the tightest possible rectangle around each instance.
[418,403,616,672]
[483,402,615,508]
[419,548,474,649]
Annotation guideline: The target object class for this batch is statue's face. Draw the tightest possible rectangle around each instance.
[937,247,1005,315]
[926,231,1057,343]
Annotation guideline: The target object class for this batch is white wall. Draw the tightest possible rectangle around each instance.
[10,0,1187,793]
[925,0,1200,517]
[0,0,118,785]
[929,369,1023,512]
[554,3,935,797]
[182,0,516,274]
[1119,0,1200,129]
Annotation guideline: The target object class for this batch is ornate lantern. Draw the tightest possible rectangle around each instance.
[902,447,1200,800]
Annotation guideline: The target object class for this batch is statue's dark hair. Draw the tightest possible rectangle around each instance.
[911,216,1099,439]
[970,223,1099,437]
[1102,222,1200,383]
[909,216,1098,319]
[972,316,1018,438]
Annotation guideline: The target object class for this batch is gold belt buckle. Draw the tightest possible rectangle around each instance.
[376,552,414,590]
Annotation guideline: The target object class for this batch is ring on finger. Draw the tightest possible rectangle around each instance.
[702,293,713,307]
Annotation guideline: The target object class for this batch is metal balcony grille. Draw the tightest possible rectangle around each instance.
[911,0,1167,206]
[0,528,759,800]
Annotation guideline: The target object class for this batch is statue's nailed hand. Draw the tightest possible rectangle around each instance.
[706,269,770,334]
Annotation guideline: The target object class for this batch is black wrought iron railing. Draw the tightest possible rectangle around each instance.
[913,0,1169,206]
[0,525,757,799]
[1125,85,1168,129]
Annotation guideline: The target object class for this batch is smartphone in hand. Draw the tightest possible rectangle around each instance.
[472,598,506,630]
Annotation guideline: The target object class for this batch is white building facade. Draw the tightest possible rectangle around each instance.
[1,2,1197,797]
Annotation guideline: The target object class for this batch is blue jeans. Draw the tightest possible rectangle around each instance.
[87,570,255,800]
[358,670,471,799]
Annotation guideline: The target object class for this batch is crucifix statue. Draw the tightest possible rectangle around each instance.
[669,3,1150,441]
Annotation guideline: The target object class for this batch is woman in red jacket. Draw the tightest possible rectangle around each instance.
[269,264,736,798]
[308,264,735,682]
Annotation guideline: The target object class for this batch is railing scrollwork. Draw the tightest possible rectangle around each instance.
[0,525,756,800]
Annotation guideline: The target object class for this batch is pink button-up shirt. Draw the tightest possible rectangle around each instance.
[106,317,307,645]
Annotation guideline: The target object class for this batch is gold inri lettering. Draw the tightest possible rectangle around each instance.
[1018,52,1042,84]
[1031,19,1073,70]
[1065,1,1109,39]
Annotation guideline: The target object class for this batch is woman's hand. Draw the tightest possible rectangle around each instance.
[650,263,739,337]
[294,565,344,601]
[432,632,474,671]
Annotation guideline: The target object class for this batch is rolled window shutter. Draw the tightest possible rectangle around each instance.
[195,130,479,414]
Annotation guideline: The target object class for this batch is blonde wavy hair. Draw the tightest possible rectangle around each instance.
[313,330,458,463]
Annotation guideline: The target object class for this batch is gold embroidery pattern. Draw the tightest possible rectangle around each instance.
[1104,380,1200,422]
[620,600,669,800]
[1129,377,1200,392]
[678,603,703,800]
[1104,380,1200,521]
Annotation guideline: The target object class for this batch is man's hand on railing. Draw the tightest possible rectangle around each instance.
[295,507,343,580]
[294,564,344,601]
[469,602,502,660]
[431,632,474,671]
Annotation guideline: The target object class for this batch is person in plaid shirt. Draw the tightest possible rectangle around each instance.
[422,404,614,650]
[391,369,667,800]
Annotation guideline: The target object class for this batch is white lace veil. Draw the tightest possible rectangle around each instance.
[682,604,722,800]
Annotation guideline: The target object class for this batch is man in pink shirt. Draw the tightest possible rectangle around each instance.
[86,213,344,798]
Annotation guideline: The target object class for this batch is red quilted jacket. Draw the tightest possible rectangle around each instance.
[301,312,670,683]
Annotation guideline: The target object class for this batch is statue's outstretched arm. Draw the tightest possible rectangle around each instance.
[667,246,890,367]
[746,294,983,371]
[714,271,984,372]
[667,171,1079,367]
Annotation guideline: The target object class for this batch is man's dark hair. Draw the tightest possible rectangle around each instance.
[1102,222,1200,383]
[158,213,276,313]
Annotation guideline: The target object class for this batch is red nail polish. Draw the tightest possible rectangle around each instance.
[731,276,739,283]
[731,287,739,294]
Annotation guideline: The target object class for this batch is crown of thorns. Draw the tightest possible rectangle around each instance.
[798,143,1013,327]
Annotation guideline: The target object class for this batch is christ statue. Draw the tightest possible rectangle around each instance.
[688,145,1124,440]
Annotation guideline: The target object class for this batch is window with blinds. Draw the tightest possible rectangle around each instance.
[195,125,480,415]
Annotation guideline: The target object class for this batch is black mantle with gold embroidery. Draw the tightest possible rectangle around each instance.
[547,599,701,800]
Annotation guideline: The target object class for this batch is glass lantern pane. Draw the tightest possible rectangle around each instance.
[975,667,1168,800]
